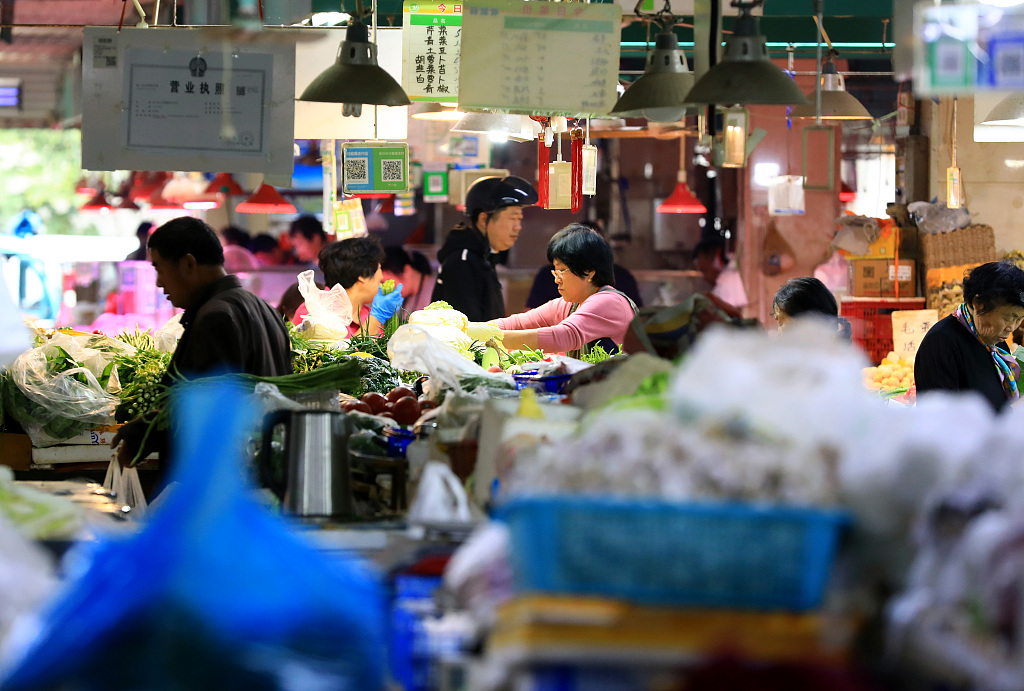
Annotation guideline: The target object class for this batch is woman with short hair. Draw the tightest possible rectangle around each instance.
[771,276,852,341]
[492,223,638,356]
[915,261,1024,412]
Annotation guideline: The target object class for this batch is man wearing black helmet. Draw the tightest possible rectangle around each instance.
[432,175,539,321]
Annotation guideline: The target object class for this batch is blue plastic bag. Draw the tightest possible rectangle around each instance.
[1,380,386,691]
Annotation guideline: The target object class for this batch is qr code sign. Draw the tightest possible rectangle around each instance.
[995,43,1024,86]
[381,159,405,183]
[346,158,369,184]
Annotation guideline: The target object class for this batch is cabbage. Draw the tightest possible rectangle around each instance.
[408,307,469,332]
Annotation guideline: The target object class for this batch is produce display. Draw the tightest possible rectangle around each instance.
[863,351,915,394]
[341,385,437,426]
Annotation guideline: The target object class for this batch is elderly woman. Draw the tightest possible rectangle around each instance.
[492,223,638,356]
[772,276,852,341]
[915,261,1024,412]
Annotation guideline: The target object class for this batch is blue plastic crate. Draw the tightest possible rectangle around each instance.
[512,371,573,394]
[496,497,848,611]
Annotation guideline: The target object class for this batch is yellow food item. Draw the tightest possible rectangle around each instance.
[864,359,915,392]
[349,351,375,359]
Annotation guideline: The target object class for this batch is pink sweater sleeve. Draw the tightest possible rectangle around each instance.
[494,299,570,331]
[496,292,635,353]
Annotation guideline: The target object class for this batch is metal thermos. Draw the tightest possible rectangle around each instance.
[260,410,353,518]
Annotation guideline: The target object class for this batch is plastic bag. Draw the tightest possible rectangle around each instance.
[387,324,513,398]
[0,279,31,369]
[102,456,148,519]
[297,269,353,344]
[908,201,971,234]
[0,380,386,691]
[153,313,184,353]
[5,333,128,447]
[408,461,477,525]
[832,215,879,255]
[0,513,56,654]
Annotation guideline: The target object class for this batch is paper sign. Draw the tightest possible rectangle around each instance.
[423,169,449,202]
[888,263,913,282]
[342,141,410,194]
[124,48,270,156]
[892,309,939,359]
[403,0,462,102]
[82,27,295,174]
[457,0,621,116]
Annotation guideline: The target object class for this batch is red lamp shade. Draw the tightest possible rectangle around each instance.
[205,172,245,196]
[80,191,115,213]
[839,182,856,202]
[75,178,97,195]
[378,196,396,214]
[235,184,297,214]
[657,181,707,214]
[147,188,184,210]
[118,196,141,210]
[131,172,170,201]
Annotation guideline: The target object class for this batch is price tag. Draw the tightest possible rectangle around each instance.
[892,309,939,360]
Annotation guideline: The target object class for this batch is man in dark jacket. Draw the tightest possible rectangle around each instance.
[112,217,292,468]
[431,175,538,321]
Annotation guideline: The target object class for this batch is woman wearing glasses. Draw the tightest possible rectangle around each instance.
[491,223,638,356]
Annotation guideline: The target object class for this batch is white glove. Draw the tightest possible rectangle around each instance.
[466,322,504,342]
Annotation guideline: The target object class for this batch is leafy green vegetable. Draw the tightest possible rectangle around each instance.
[380,279,396,295]
[425,301,453,311]
[579,343,623,365]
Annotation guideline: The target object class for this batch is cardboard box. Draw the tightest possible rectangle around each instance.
[849,259,917,298]
[0,433,32,471]
[844,224,919,260]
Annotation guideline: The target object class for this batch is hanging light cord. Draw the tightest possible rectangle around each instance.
[813,0,823,125]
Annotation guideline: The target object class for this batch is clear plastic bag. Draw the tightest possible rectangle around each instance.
[0,380,386,691]
[296,269,353,344]
[387,324,513,398]
[5,333,129,447]
[153,313,184,353]
[102,456,148,520]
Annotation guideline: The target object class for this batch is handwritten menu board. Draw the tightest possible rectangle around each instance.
[457,0,621,116]
[403,0,462,102]
[892,309,939,360]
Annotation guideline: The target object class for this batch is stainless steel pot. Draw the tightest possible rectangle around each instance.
[260,410,352,518]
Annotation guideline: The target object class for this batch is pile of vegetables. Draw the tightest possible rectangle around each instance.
[341,385,437,426]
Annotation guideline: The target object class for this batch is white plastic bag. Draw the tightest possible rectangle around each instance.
[387,324,513,397]
[6,333,127,447]
[0,279,31,370]
[408,462,477,524]
[103,456,148,519]
[0,512,57,653]
[153,313,184,353]
[296,270,353,344]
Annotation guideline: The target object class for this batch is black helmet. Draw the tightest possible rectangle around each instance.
[464,175,538,223]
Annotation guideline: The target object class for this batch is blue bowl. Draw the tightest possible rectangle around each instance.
[512,371,573,394]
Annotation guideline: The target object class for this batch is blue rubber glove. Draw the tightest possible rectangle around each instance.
[370,283,404,323]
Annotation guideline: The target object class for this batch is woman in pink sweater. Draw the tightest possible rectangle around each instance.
[492,224,638,355]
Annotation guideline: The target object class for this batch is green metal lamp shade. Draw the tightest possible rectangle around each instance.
[791,59,871,119]
[298,20,411,117]
[684,12,807,106]
[983,93,1024,126]
[611,31,696,122]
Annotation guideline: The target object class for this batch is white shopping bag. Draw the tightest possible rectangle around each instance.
[103,455,148,519]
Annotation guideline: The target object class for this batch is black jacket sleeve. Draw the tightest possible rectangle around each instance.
[434,257,486,322]
[915,329,962,394]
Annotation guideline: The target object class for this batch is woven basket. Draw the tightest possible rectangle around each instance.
[920,224,996,269]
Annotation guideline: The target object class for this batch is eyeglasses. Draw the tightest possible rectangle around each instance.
[551,268,570,280]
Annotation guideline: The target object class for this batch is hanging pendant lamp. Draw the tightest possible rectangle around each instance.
[659,135,707,214]
[147,188,184,211]
[204,172,245,196]
[451,112,542,142]
[982,93,1024,125]
[130,172,170,201]
[236,184,297,214]
[611,30,696,122]
[684,3,808,106]
[411,102,464,121]
[80,190,115,214]
[839,181,856,202]
[791,57,871,120]
[298,18,411,117]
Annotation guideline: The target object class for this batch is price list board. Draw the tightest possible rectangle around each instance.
[403,0,462,103]
[457,0,620,117]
